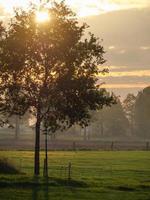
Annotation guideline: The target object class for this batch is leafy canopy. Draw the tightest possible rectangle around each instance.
[0,1,114,132]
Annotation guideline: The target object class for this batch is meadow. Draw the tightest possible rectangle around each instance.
[0,151,150,200]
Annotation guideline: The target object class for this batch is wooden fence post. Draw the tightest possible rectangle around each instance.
[73,142,76,151]
[111,142,114,151]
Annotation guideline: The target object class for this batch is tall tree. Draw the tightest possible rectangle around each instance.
[0,2,114,175]
[123,93,136,135]
[94,97,129,137]
[134,87,150,138]
[8,112,30,139]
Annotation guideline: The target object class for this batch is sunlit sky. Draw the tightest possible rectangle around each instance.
[0,0,150,98]
[0,0,150,17]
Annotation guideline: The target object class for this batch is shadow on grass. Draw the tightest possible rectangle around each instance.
[107,186,137,192]
[138,185,150,190]
[108,185,150,192]
[0,158,21,175]
[0,176,88,189]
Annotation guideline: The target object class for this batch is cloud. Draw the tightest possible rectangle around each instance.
[66,0,150,16]
[110,0,150,6]
[105,65,127,70]
[109,0,150,9]
[108,46,116,50]
[68,0,150,17]
[118,49,126,54]
[140,46,150,50]
[102,70,150,77]
[102,83,149,89]
[84,8,150,70]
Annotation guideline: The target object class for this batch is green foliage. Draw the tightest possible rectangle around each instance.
[0,1,113,131]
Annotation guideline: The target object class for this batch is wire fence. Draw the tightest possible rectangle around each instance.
[4,156,147,182]
[0,140,150,151]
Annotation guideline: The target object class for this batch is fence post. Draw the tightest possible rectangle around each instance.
[43,158,47,178]
[73,142,76,151]
[111,142,114,151]
[68,162,72,181]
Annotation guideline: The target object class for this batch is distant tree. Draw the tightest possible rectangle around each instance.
[86,97,110,138]
[123,93,136,135]
[92,109,104,137]
[134,87,150,138]
[9,112,30,139]
[10,115,20,139]
[0,2,114,175]
[95,97,129,137]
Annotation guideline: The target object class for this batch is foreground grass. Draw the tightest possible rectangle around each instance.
[0,151,150,200]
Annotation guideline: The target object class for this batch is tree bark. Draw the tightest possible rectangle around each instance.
[100,121,104,136]
[15,115,20,140]
[84,127,87,141]
[34,118,41,176]
[100,111,104,136]
[43,130,48,178]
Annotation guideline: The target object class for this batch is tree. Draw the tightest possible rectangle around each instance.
[123,93,136,135]
[8,112,30,139]
[95,97,129,137]
[134,87,150,138]
[0,2,114,176]
[10,115,20,139]
[90,109,104,137]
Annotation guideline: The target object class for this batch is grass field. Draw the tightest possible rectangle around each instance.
[0,151,150,200]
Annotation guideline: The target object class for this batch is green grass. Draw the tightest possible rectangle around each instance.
[0,151,150,200]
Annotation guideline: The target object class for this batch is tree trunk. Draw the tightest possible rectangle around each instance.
[101,111,104,136]
[130,116,134,136]
[43,130,48,178]
[34,119,41,176]
[84,127,87,141]
[100,121,104,136]
[15,115,20,139]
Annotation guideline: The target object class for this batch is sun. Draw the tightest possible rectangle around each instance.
[35,11,50,23]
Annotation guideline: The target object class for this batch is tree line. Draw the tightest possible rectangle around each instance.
[4,86,150,141]
[80,86,150,140]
